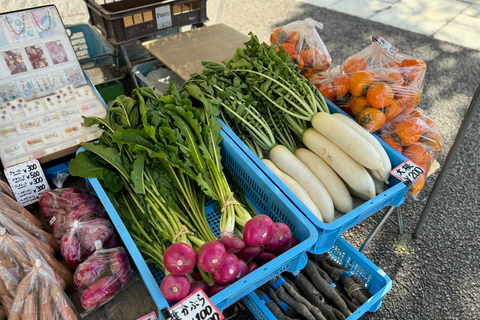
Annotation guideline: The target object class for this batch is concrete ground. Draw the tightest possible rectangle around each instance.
[2,0,480,319]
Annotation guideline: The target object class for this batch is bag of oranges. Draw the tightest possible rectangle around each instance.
[270,18,332,76]
[380,108,442,196]
[330,36,426,133]
[309,66,352,114]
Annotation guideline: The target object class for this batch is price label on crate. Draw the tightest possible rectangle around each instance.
[390,159,425,185]
[375,35,399,56]
[155,5,173,29]
[4,159,50,206]
[136,311,157,320]
[168,289,224,320]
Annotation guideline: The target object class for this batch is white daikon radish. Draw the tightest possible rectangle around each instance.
[295,148,353,214]
[303,128,375,200]
[261,159,323,219]
[332,113,392,182]
[311,112,383,171]
[269,145,334,223]
[368,170,385,195]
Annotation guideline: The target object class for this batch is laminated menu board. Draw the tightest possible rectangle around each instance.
[0,5,106,168]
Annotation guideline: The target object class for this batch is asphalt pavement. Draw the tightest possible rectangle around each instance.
[204,1,480,319]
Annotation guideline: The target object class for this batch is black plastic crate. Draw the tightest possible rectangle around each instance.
[84,0,208,45]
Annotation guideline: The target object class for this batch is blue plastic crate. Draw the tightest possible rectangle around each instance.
[243,236,392,320]
[66,24,115,68]
[132,59,160,88]
[221,99,409,254]
[79,125,318,316]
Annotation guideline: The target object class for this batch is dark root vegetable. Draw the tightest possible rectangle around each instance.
[212,253,240,285]
[189,280,209,295]
[247,261,258,274]
[164,243,197,276]
[255,248,276,266]
[217,237,245,253]
[160,274,190,302]
[264,222,292,253]
[279,237,300,255]
[197,241,227,273]
[243,215,274,247]
[236,246,261,262]
[236,259,248,280]
[207,283,228,297]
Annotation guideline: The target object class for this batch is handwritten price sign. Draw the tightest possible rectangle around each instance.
[4,159,50,206]
[390,159,425,185]
[168,289,223,320]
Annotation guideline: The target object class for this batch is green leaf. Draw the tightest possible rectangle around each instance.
[80,142,130,183]
[135,90,157,142]
[132,152,146,194]
[69,152,106,180]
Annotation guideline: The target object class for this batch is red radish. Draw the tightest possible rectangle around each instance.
[39,191,56,219]
[217,237,245,253]
[247,261,258,274]
[104,234,119,249]
[236,259,248,280]
[212,253,240,285]
[197,241,226,273]
[68,203,105,222]
[74,254,109,290]
[61,188,83,201]
[161,275,190,301]
[189,280,209,295]
[81,276,121,311]
[243,215,274,246]
[164,243,196,276]
[66,194,99,211]
[61,227,82,269]
[207,283,228,297]
[110,248,133,285]
[264,223,292,253]
[255,248,276,266]
[279,237,300,255]
[236,246,261,262]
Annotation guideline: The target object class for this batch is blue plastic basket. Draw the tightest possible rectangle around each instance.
[79,126,317,316]
[132,59,161,88]
[221,99,410,254]
[66,24,115,68]
[243,236,392,320]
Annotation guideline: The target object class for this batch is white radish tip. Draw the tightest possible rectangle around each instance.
[72,220,79,228]
[94,240,103,251]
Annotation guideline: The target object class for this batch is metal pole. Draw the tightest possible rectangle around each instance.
[359,206,396,253]
[413,85,480,238]
[120,44,139,88]
[397,205,404,234]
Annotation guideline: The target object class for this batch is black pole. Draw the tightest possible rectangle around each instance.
[413,84,480,238]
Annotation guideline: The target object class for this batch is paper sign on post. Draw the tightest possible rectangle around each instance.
[390,159,425,185]
[168,289,224,320]
[136,311,158,320]
[155,6,173,29]
[4,159,50,206]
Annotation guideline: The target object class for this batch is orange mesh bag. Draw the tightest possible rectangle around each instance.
[270,18,332,76]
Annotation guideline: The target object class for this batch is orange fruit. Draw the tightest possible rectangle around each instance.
[319,85,336,103]
[341,55,367,75]
[286,31,301,45]
[291,55,304,70]
[393,119,423,146]
[350,96,370,116]
[384,60,402,70]
[382,135,403,154]
[300,47,321,68]
[400,58,426,81]
[332,76,349,99]
[310,74,327,87]
[348,71,375,96]
[409,175,425,195]
[385,99,403,122]
[358,107,386,132]
[270,27,288,45]
[301,68,315,79]
[396,84,421,112]
[276,42,296,56]
[367,82,394,109]
[403,142,431,167]
[385,72,405,93]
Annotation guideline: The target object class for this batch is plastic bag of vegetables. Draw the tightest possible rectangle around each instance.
[270,18,331,77]
[60,218,116,269]
[39,174,105,240]
[309,66,351,112]
[8,259,78,320]
[325,36,426,133]
[379,108,442,196]
[74,241,136,315]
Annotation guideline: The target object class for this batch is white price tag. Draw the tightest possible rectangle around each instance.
[375,36,399,56]
[137,311,157,320]
[4,159,50,206]
[168,289,224,320]
[390,159,425,184]
[155,6,173,29]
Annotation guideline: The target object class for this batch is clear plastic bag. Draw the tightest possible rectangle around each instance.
[60,218,115,269]
[8,259,78,320]
[326,37,426,132]
[0,176,14,200]
[270,18,332,76]
[379,108,442,196]
[74,241,136,315]
[309,66,352,114]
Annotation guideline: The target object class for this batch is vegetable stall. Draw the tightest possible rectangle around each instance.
[0,3,442,320]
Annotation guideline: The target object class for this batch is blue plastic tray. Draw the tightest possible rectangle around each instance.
[242,236,392,320]
[66,24,115,67]
[221,99,409,254]
[79,126,318,316]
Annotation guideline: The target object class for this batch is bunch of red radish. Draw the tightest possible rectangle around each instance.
[160,215,299,302]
